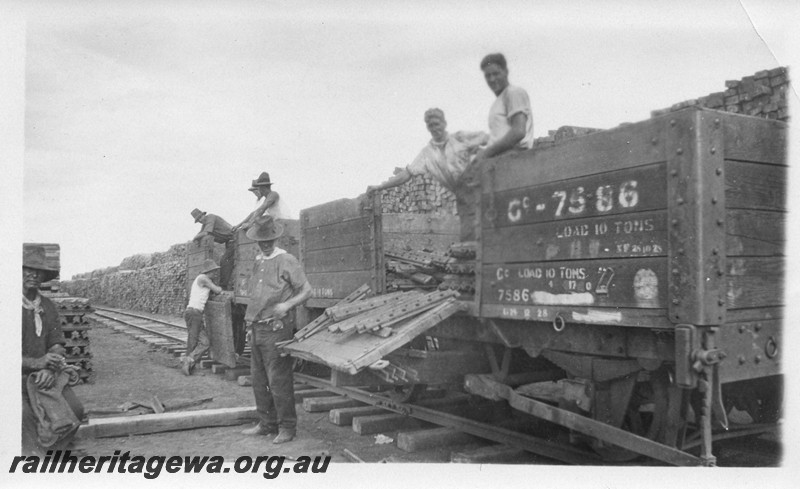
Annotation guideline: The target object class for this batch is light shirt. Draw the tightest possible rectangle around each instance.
[256,192,289,220]
[487,84,534,151]
[246,249,308,323]
[187,274,213,311]
[406,131,488,192]
[256,247,287,261]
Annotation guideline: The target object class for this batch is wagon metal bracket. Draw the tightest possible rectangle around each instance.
[666,109,727,325]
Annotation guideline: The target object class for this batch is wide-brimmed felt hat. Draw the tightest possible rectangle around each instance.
[191,208,206,223]
[246,215,284,241]
[23,245,59,281]
[248,171,274,190]
[200,258,220,274]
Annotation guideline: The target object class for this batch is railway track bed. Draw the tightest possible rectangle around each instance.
[88,306,781,466]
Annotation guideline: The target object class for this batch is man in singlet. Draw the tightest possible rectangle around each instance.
[233,172,287,233]
[182,259,223,375]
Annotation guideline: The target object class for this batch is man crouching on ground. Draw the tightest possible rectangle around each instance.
[183,259,223,375]
[241,216,312,444]
[22,245,84,455]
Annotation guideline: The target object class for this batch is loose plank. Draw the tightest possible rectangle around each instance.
[77,407,258,439]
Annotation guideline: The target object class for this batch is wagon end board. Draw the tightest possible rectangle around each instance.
[282,299,463,374]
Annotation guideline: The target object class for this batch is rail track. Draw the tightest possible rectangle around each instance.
[89,306,781,466]
[94,306,188,343]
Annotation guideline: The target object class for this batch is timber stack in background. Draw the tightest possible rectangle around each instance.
[63,242,204,316]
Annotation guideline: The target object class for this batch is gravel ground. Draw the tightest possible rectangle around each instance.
[69,318,463,464]
[68,313,784,470]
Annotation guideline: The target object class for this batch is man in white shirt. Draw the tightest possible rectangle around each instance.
[475,52,534,163]
[182,259,223,375]
[366,108,487,240]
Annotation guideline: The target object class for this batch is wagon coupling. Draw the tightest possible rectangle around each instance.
[692,348,725,373]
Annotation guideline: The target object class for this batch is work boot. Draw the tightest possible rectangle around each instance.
[181,357,194,376]
[272,429,295,444]
[241,423,279,436]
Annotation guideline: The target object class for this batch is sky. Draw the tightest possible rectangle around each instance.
[2,1,800,485]
[6,0,796,278]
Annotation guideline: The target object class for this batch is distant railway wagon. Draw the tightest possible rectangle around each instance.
[195,106,785,465]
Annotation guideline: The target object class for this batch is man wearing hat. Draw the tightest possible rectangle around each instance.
[240,216,311,444]
[233,171,287,233]
[182,258,223,375]
[22,245,84,455]
[191,208,235,289]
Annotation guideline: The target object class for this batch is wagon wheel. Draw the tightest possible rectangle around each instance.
[388,383,428,403]
[591,371,670,462]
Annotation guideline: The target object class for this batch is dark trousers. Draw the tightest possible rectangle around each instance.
[220,240,235,290]
[250,321,296,431]
[184,308,209,362]
[22,384,83,456]
[454,159,483,242]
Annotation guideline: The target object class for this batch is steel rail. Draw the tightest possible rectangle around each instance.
[93,311,187,343]
[94,306,187,330]
[294,372,602,465]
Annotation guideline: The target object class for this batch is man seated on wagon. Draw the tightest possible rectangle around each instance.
[366,108,487,241]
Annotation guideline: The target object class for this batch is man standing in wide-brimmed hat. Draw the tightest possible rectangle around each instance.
[239,216,311,444]
[22,245,84,455]
[182,258,223,375]
[190,208,235,289]
[233,172,287,233]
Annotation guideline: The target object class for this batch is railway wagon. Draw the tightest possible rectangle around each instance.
[185,219,300,366]
[287,106,785,466]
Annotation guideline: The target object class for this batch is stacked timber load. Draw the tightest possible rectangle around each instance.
[384,242,476,298]
[533,125,603,149]
[62,243,192,316]
[43,294,96,384]
[438,241,477,297]
[379,171,456,214]
[294,285,459,342]
[651,67,790,121]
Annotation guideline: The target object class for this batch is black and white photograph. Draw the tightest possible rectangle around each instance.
[2,1,798,487]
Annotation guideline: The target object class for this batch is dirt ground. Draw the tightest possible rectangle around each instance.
[70,317,468,463]
[69,313,782,469]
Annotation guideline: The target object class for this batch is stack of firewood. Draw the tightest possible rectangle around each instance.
[384,242,476,297]
[44,294,95,384]
[379,172,456,214]
[651,67,789,121]
[293,284,459,342]
[63,261,187,316]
